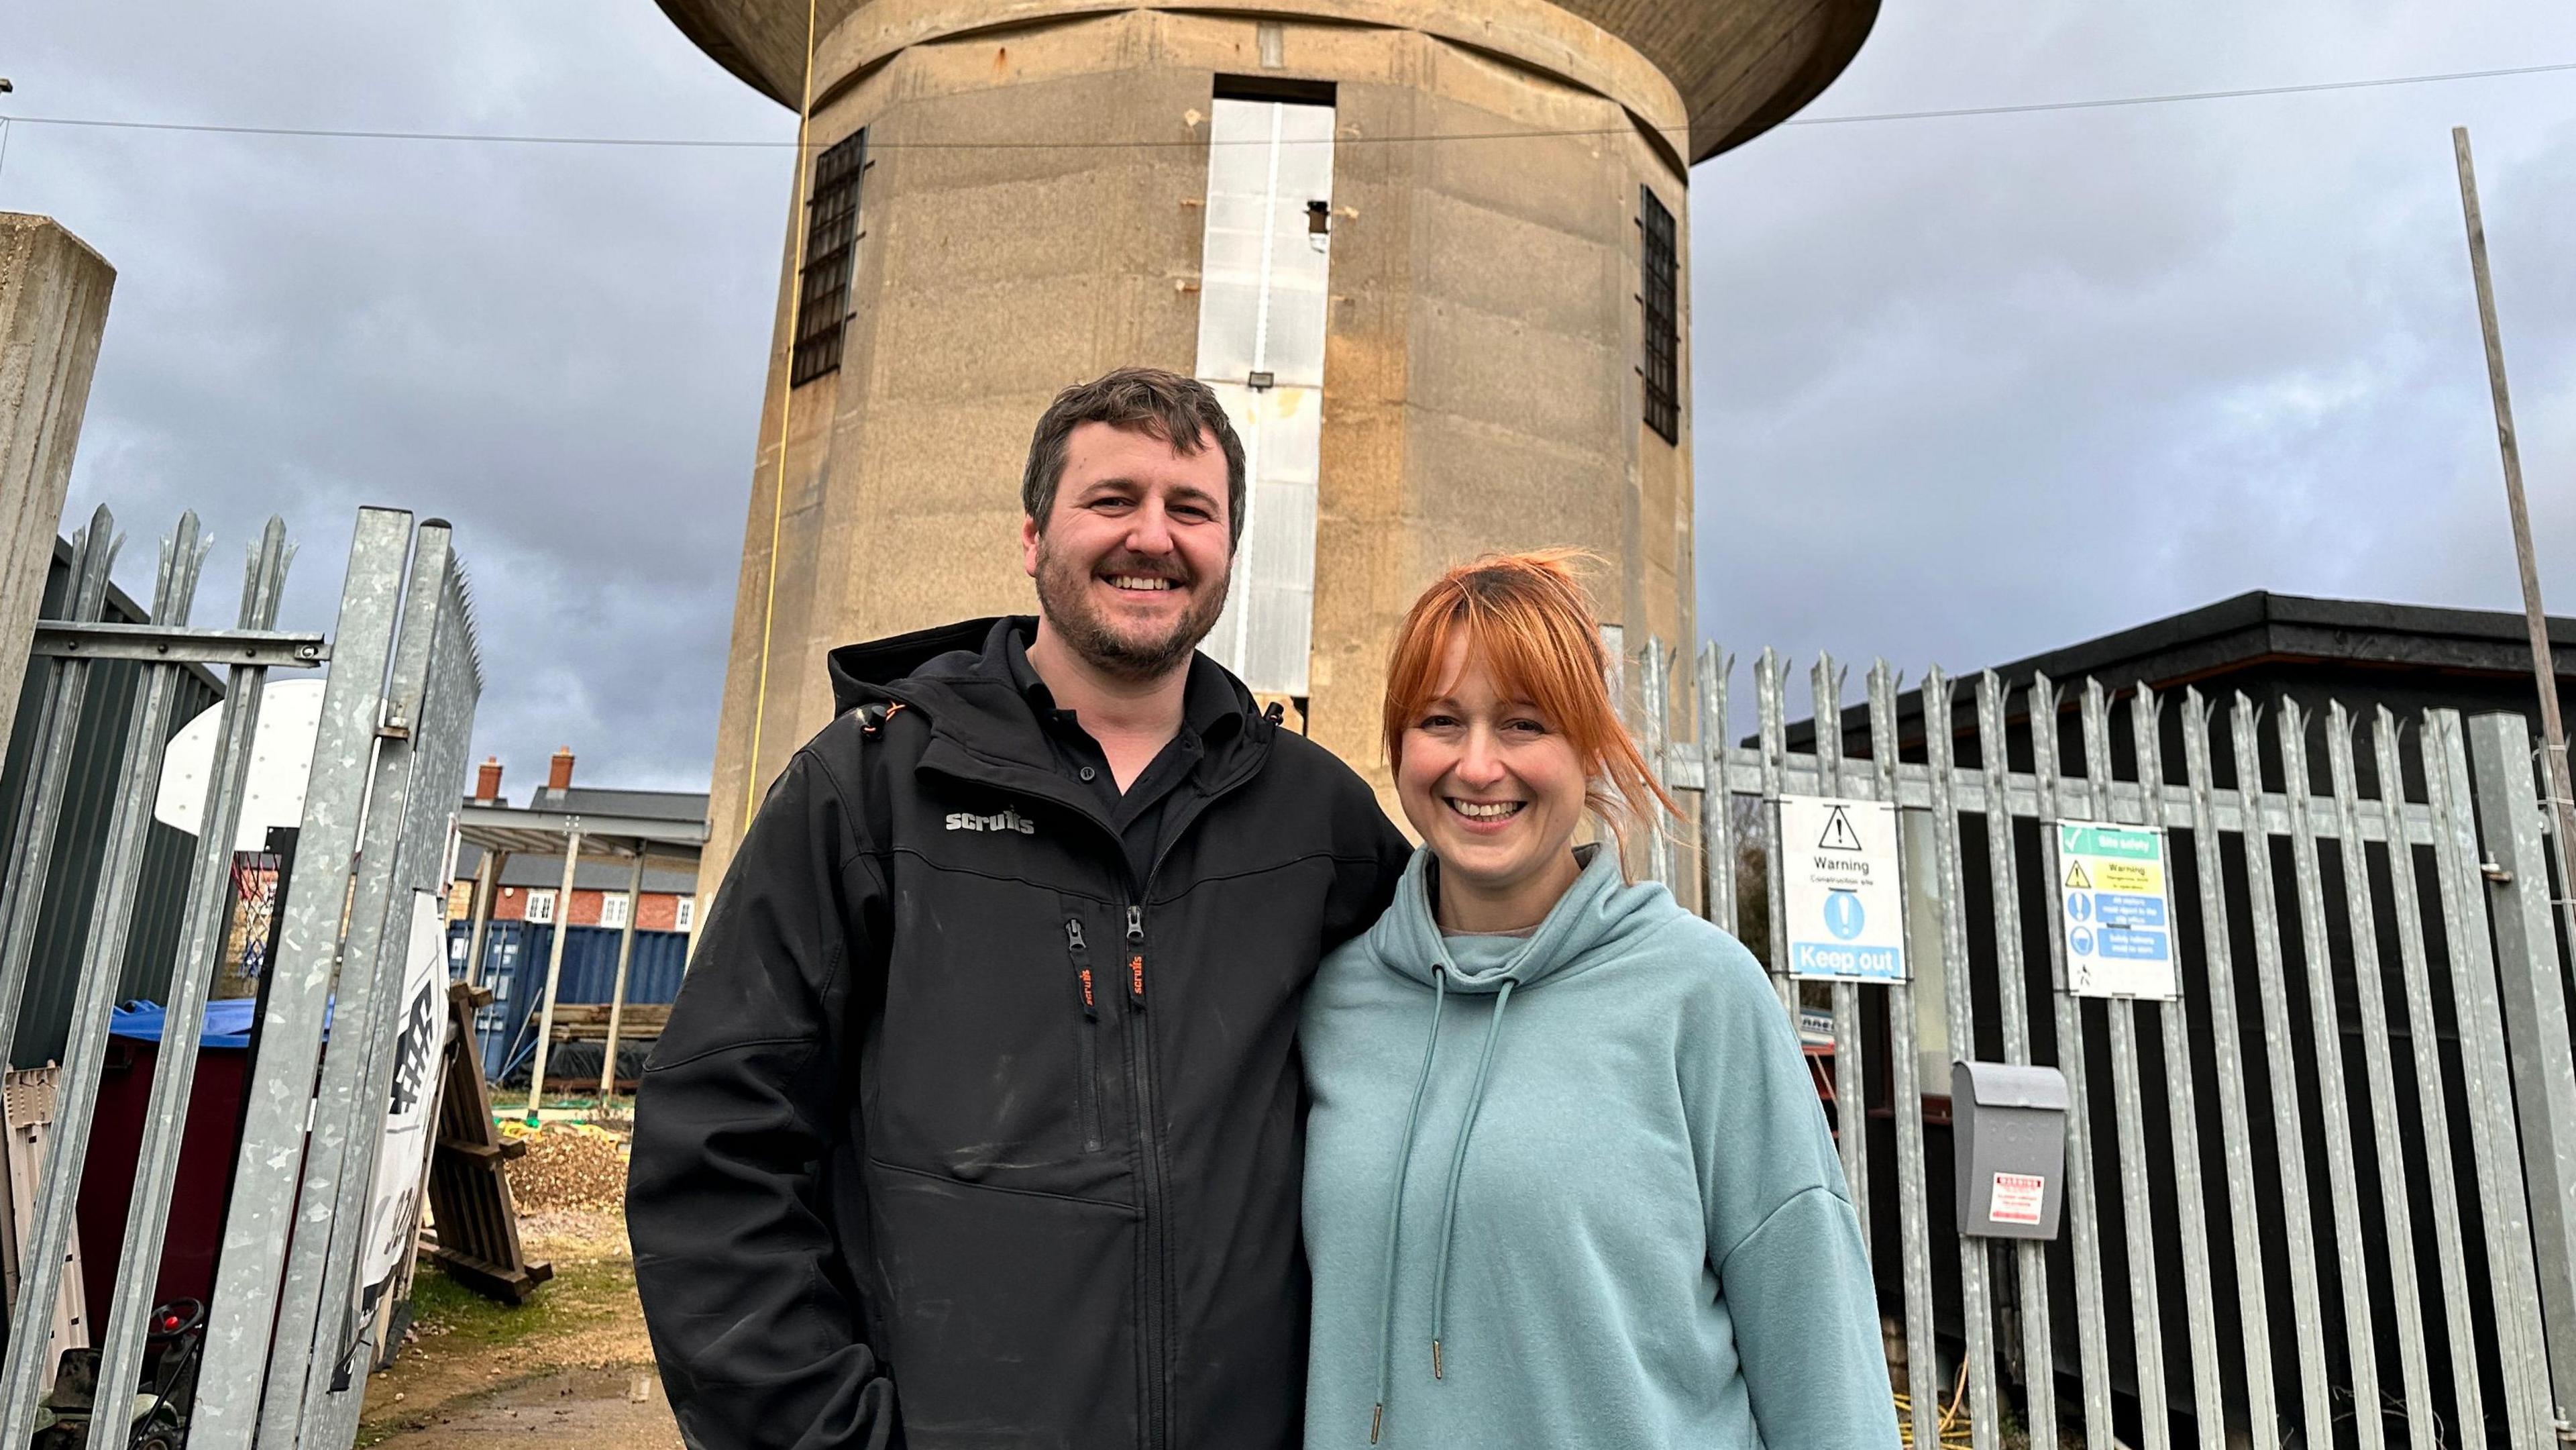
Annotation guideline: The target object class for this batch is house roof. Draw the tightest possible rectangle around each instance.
[523,784,710,822]
[455,842,700,895]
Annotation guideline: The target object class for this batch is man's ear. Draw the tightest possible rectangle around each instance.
[1021,515,1042,579]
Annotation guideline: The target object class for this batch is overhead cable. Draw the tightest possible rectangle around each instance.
[0,58,2569,152]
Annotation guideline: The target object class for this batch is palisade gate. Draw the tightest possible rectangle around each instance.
[0,503,479,1450]
[1622,642,2576,1450]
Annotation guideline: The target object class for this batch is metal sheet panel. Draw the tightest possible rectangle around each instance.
[1194,97,1333,698]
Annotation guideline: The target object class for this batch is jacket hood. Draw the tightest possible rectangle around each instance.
[1360,838,1674,996]
[826,616,1001,711]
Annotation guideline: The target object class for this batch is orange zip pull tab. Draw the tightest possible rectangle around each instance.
[1065,918,1097,1020]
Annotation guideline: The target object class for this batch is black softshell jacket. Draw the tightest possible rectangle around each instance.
[630,618,1411,1450]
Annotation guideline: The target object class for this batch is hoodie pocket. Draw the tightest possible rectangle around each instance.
[1065,917,1104,1152]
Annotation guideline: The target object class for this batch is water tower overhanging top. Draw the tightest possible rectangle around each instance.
[655,0,1878,164]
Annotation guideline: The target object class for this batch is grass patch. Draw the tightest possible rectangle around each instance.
[403,1252,635,1352]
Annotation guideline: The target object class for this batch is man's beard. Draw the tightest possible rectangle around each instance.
[1032,539,1231,681]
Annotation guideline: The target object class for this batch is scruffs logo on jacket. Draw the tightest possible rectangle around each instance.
[945,807,1036,835]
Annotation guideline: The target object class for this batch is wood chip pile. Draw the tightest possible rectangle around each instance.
[501,1121,631,1213]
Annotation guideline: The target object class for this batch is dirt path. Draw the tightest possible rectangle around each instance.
[358,1210,677,1450]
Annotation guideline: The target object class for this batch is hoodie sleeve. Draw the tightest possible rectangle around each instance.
[628,743,898,1450]
[1681,931,1900,1450]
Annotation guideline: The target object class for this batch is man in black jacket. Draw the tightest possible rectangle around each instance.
[629,367,1412,1450]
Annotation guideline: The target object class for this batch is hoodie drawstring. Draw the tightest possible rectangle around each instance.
[1371,967,1447,1443]
[1428,978,1514,1381]
[1370,969,1522,1442]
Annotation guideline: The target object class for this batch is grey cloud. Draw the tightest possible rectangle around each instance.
[1694,3,2576,709]
[11,1,2576,786]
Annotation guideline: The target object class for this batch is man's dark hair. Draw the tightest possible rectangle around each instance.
[1022,367,1248,546]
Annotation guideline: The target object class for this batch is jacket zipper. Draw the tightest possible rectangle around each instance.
[1122,901,1171,1448]
[1065,918,1102,1153]
[919,734,1271,1450]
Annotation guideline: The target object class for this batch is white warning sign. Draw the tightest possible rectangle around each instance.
[1779,794,1907,982]
[2055,820,2180,1000]
[1990,1172,2047,1227]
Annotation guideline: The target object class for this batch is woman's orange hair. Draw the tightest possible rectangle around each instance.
[1381,550,1680,839]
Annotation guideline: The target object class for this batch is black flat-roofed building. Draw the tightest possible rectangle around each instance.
[1797,590,2576,798]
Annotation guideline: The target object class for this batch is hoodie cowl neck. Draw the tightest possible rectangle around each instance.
[1364,837,1671,996]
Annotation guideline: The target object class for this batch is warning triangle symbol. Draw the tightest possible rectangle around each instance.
[1817,805,1865,852]
[2065,862,2093,890]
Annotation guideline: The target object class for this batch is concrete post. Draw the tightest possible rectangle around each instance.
[2465,711,2576,1430]
[0,215,114,756]
[598,845,644,1103]
[523,830,582,1125]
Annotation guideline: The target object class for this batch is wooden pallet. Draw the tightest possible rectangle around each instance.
[423,984,552,1303]
[544,1002,670,1042]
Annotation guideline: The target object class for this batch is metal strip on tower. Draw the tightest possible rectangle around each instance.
[1195,94,1334,698]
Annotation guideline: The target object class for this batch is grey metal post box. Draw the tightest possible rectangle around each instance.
[1953,1061,2069,1240]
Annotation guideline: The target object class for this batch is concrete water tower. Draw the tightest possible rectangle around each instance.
[663,0,1878,886]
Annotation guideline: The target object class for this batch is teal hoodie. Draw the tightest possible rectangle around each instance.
[1300,843,1896,1449]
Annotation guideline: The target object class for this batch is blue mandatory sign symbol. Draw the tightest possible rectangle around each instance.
[2070,927,2096,955]
[2065,892,2092,923]
[1824,890,1866,941]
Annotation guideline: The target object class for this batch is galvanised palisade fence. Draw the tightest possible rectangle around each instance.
[0,503,479,1450]
[1627,642,2576,1450]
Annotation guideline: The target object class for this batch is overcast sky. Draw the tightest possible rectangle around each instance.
[5,3,2575,792]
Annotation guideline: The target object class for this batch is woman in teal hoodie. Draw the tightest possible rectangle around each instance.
[1301,552,1897,1449]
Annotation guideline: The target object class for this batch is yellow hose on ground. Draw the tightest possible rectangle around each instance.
[1893,1359,1976,1450]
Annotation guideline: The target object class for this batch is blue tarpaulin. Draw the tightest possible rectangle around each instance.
[109,998,327,1049]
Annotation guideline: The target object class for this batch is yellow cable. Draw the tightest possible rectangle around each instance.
[742,0,826,838]
[1893,1361,1976,1450]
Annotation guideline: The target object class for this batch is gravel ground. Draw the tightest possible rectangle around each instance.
[362,1122,669,1449]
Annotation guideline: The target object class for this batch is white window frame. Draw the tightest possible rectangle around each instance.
[525,888,556,925]
[600,893,631,930]
[675,896,696,932]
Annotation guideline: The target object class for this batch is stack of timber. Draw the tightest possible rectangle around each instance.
[543,1002,670,1042]
[423,984,551,1302]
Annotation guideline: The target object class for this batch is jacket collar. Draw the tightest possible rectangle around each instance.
[825,616,1269,812]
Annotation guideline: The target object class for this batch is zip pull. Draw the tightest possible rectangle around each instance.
[1065,918,1097,1020]
[1125,905,1146,1007]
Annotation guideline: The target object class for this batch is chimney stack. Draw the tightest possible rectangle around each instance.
[548,746,575,793]
[474,756,504,802]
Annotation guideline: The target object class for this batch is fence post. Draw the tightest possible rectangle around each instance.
[0,517,206,1444]
[88,517,292,1439]
[0,215,114,758]
[2032,674,2116,1449]
[1642,643,1675,890]
[195,507,417,1450]
[1976,671,2057,1441]
[2277,703,2387,1448]
[1696,643,1737,937]
[2464,711,2576,1431]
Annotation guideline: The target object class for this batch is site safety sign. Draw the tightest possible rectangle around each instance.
[2055,821,2180,1000]
[1780,794,1907,982]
